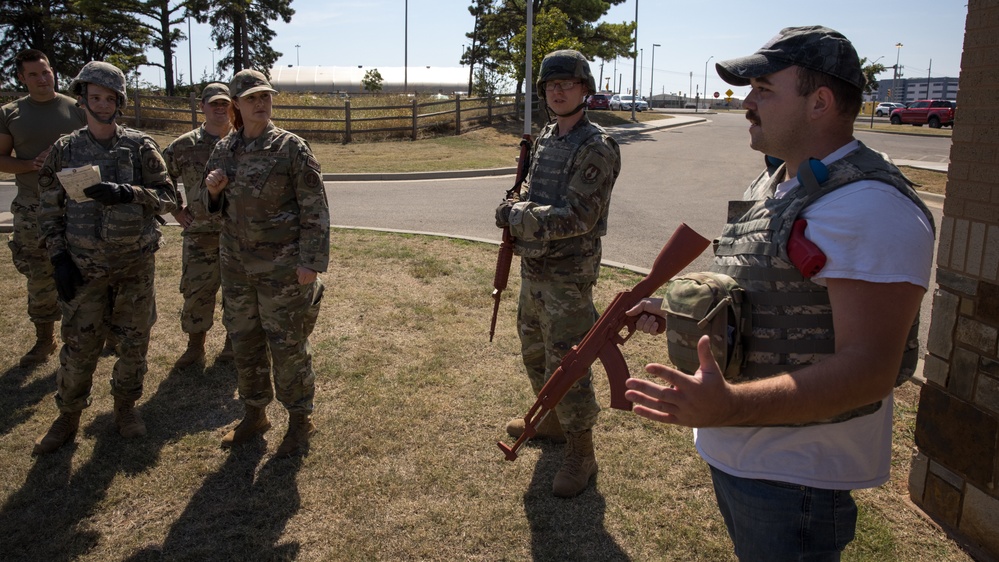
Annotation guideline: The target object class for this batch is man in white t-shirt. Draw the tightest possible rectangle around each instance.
[624,26,935,560]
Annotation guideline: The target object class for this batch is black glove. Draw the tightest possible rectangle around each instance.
[51,252,84,303]
[495,200,514,228]
[84,182,135,205]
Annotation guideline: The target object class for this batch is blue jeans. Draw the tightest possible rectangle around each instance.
[710,466,858,561]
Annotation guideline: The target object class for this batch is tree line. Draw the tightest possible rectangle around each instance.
[2,0,641,99]
[0,0,293,96]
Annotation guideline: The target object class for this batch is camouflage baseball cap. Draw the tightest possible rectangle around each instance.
[229,69,277,98]
[715,26,865,90]
[201,82,231,103]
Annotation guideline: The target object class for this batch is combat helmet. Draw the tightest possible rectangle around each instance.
[71,61,127,106]
[70,61,127,124]
[536,49,596,100]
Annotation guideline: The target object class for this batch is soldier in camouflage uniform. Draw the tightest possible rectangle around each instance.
[624,27,935,559]
[0,49,86,367]
[204,69,329,458]
[32,61,177,455]
[162,83,234,368]
[495,50,621,498]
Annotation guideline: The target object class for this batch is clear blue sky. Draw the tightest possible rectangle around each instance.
[159,0,968,98]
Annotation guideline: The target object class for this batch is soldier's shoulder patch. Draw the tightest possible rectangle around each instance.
[581,163,601,183]
[38,168,54,188]
[306,155,321,173]
[305,168,322,189]
[144,151,165,174]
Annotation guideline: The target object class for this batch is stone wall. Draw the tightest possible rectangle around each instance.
[910,1,999,558]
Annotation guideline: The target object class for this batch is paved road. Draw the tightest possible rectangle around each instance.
[331,112,947,272]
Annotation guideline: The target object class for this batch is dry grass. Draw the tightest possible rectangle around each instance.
[0,228,975,561]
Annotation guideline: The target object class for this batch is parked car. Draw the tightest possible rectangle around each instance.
[587,93,611,110]
[875,102,905,117]
[890,99,956,128]
[610,94,648,111]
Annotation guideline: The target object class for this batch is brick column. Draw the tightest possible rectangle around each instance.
[910,1,999,558]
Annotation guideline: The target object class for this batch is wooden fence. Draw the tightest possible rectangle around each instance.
[1,90,530,144]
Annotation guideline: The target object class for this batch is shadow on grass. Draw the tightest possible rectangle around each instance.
[0,363,56,438]
[524,444,630,562]
[0,361,241,561]
[126,446,303,561]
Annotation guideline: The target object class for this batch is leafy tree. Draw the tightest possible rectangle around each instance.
[192,0,294,78]
[0,0,147,89]
[860,57,887,95]
[362,68,384,93]
[129,0,190,95]
[467,0,634,95]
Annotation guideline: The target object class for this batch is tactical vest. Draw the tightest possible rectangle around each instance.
[515,119,615,282]
[61,127,161,254]
[711,142,936,424]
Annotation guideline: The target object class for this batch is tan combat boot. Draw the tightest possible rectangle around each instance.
[174,332,206,369]
[32,411,82,455]
[552,429,598,498]
[221,405,271,447]
[506,411,566,444]
[19,321,57,367]
[216,334,234,362]
[275,412,316,458]
[114,398,147,438]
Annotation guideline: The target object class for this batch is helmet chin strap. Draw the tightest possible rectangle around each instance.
[78,85,121,125]
[549,101,587,118]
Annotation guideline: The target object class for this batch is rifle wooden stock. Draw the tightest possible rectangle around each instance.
[498,223,711,461]
[489,134,533,342]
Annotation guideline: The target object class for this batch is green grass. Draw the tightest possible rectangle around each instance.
[0,227,975,561]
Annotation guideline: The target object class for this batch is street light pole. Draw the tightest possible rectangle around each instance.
[208,47,216,80]
[187,15,193,88]
[703,55,713,112]
[295,44,300,66]
[649,43,660,104]
[404,0,408,93]
[630,0,638,122]
[892,42,903,102]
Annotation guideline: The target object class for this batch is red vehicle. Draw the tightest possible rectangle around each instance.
[587,93,611,110]
[890,99,956,128]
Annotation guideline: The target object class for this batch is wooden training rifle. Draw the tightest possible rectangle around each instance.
[489,133,533,342]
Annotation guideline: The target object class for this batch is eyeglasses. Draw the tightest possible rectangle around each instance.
[544,80,581,92]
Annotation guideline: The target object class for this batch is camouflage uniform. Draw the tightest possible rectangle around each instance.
[163,124,225,334]
[507,116,621,431]
[205,121,329,414]
[37,123,176,411]
[0,93,86,325]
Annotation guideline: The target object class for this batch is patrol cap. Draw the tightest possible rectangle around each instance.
[715,26,865,90]
[536,49,597,98]
[229,69,277,98]
[201,82,231,104]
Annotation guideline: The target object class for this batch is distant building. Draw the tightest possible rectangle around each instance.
[268,66,471,94]
[873,76,959,104]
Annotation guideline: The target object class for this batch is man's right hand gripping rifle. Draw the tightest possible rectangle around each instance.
[497,223,711,461]
[490,134,533,342]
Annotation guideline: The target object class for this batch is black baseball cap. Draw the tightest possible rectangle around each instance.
[715,26,865,90]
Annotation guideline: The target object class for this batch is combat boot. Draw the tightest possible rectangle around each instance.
[114,398,147,438]
[216,334,234,362]
[174,332,206,368]
[274,412,316,458]
[19,321,57,367]
[32,411,81,455]
[552,429,598,498]
[506,411,566,444]
[221,405,271,447]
